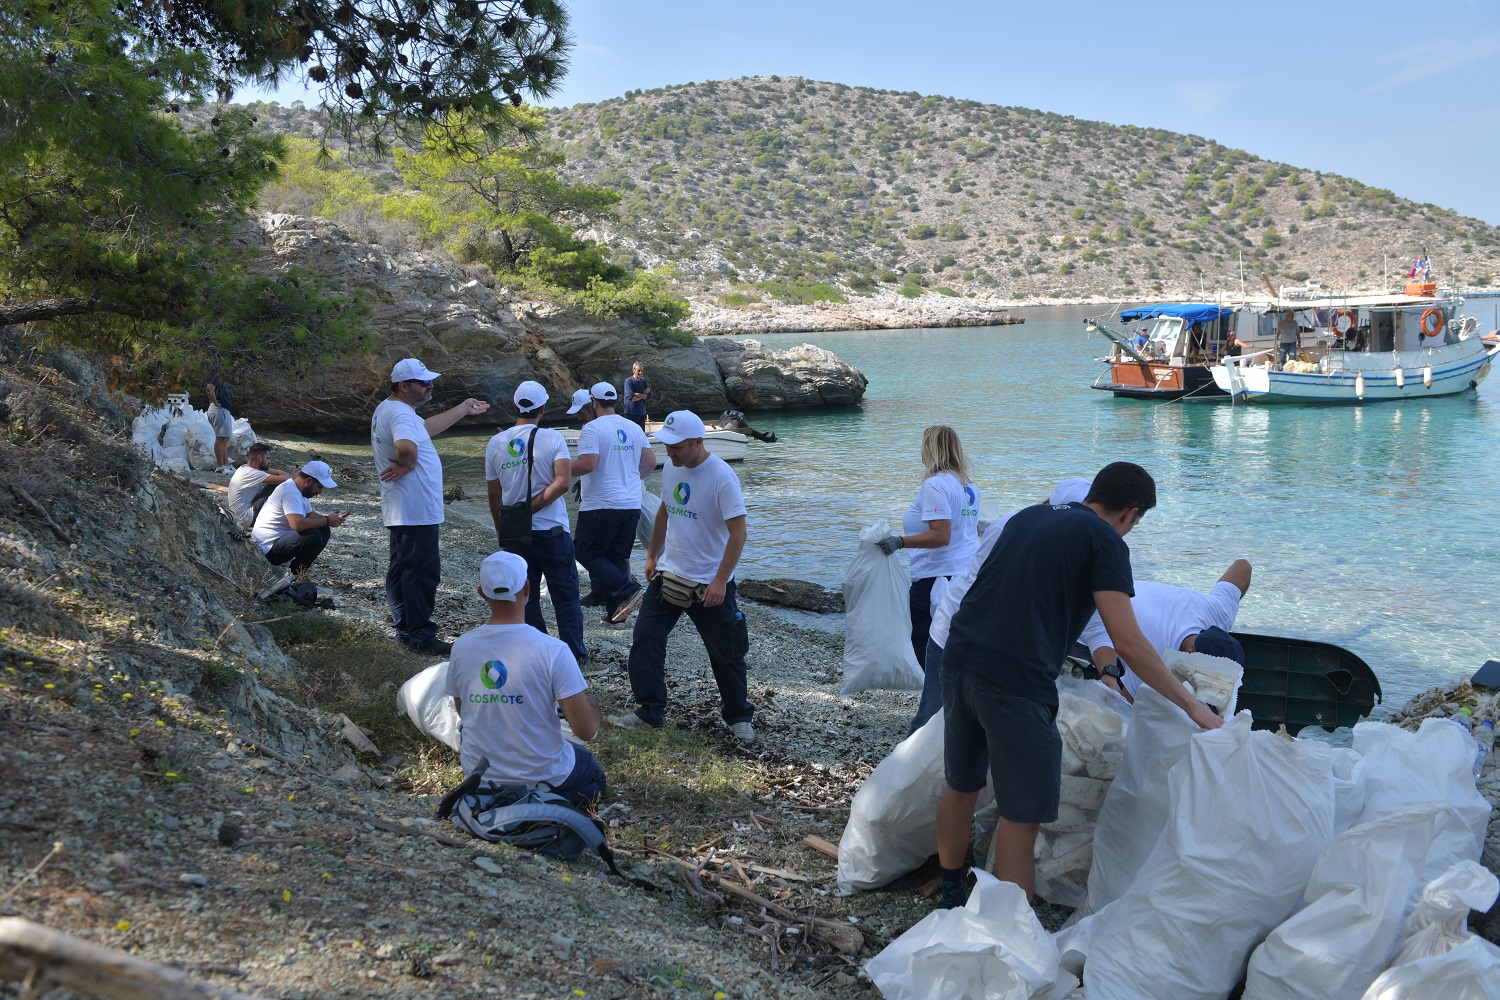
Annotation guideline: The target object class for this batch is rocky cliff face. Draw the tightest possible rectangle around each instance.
[237,215,867,432]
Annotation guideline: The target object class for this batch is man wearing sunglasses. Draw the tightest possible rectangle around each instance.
[372,358,491,654]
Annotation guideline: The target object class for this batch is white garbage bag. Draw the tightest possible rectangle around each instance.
[637,487,662,551]
[840,520,922,698]
[1084,713,1364,1000]
[396,661,461,750]
[1084,684,1199,912]
[131,403,218,472]
[1354,719,1492,846]
[1243,805,1480,1000]
[865,869,1076,1000]
[229,416,257,461]
[837,709,994,892]
[1359,861,1500,999]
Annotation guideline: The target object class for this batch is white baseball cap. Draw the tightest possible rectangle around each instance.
[1049,477,1091,505]
[479,551,527,601]
[565,388,593,414]
[590,382,619,401]
[300,460,337,489]
[654,410,706,444]
[391,358,441,382]
[513,381,549,412]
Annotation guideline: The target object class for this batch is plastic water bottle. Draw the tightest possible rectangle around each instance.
[1474,719,1496,779]
[1450,707,1474,736]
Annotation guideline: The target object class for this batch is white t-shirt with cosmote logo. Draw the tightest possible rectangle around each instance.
[657,453,747,585]
[485,425,571,532]
[901,472,981,581]
[444,623,589,786]
[1078,580,1244,697]
[371,398,444,527]
[251,479,313,553]
[226,466,270,525]
[577,414,651,512]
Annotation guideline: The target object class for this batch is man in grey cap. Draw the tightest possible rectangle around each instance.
[251,460,350,580]
[570,382,655,625]
[372,358,491,655]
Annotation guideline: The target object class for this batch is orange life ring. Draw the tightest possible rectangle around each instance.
[1420,309,1445,338]
[1333,310,1355,334]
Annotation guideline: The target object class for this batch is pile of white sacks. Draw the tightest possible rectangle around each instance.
[847,669,1499,999]
[131,401,257,474]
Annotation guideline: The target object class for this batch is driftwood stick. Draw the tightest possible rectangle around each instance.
[11,486,72,545]
[367,817,467,849]
[240,741,299,768]
[801,835,840,860]
[0,917,269,999]
[649,848,863,954]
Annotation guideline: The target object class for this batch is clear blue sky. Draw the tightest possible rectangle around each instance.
[245,0,1500,223]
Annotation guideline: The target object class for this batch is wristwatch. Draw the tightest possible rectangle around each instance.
[1101,660,1126,681]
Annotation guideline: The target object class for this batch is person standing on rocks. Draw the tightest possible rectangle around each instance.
[204,374,235,474]
[485,381,587,666]
[622,361,651,430]
[611,411,754,742]
[446,551,606,805]
[932,462,1223,909]
[570,382,655,625]
[372,358,491,656]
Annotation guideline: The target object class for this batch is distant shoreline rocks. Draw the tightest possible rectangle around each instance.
[684,292,1026,335]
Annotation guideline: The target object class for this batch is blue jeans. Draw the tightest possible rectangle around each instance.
[626,578,753,727]
[522,529,586,666]
[386,524,440,646]
[265,526,329,575]
[906,637,945,738]
[574,508,641,615]
[909,576,941,669]
[550,743,608,806]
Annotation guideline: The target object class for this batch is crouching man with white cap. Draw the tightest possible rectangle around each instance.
[251,460,349,579]
[372,358,491,655]
[446,551,607,805]
[612,411,755,741]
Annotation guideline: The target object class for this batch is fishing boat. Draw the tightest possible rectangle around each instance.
[1212,286,1498,402]
[560,422,749,468]
[1087,303,1250,399]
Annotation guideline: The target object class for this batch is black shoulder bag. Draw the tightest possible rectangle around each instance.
[496,427,538,551]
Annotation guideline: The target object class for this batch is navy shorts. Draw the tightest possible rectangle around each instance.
[941,661,1061,825]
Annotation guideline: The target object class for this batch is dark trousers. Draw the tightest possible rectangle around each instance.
[522,529,586,666]
[909,575,941,670]
[265,526,329,575]
[574,508,640,615]
[626,577,752,727]
[624,412,646,430]
[249,482,277,523]
[907,637,945,738]
[387,524,440,646]
[549,743,608,806]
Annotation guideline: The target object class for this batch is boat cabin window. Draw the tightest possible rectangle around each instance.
[1148,317,1183,357]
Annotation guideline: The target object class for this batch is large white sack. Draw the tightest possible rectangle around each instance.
[1243,805,1479,1000]
[1084,713,1364,1000]
[1354,718,1492,844]
[1360,861,1500,1000]
[840,520,922,698]
[865,870,1076,1000]
[396,661,461,750]
[837,709,994,892]
[229,416,257,461]
[1084,684,1199,912]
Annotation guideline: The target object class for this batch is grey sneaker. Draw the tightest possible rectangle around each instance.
[256,570,293,601]
[729,721,755,742]
[608,712,655,730]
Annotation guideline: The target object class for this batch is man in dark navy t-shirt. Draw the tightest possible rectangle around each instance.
[934,462,1223,909]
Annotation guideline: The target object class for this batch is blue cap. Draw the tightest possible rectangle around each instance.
[1195,626,1245,666]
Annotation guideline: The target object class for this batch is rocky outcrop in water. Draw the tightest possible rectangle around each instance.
[234,215,867,432]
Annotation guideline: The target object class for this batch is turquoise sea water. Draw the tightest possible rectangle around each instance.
[432,305,1500,709]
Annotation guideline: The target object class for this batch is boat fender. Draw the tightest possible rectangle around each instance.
[1420,308,1445,338]
[1333,310,1355,335]
[1479,361,1492,385]
[1423,365,1433,388]
[1355,371,1365,399]
[1394,368,1405,389]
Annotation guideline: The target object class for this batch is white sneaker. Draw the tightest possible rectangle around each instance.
[730,721,756,742]
[608,712,654,730]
